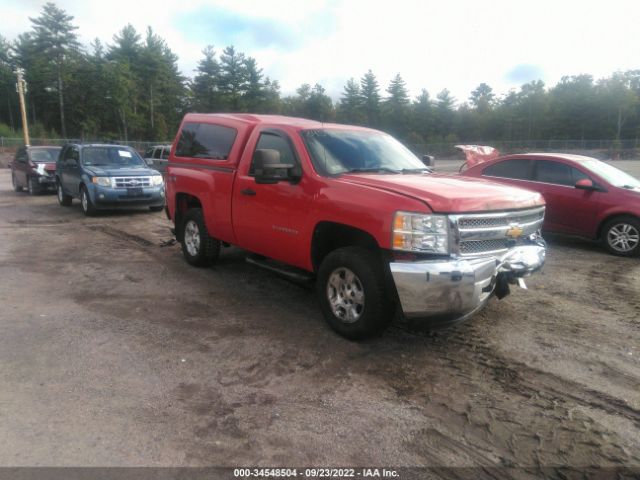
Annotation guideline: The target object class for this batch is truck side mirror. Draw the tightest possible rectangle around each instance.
[422,154,435,167]
[253,149,295,184]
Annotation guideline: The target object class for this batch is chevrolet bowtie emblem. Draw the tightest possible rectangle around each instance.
[506,224,524,239]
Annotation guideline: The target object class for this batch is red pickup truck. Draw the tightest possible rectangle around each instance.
[166,114,546,339]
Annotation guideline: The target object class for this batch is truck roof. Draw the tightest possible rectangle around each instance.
[182,113,375,132]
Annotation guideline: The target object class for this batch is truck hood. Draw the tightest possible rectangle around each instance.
[84,166,157,177]
[340,173,544,212]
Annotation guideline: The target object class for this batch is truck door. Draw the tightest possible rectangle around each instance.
[232,129,313,269]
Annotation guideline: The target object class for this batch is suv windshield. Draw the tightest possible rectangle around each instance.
[30,148,60,163]
[582,159,640,189]
[81,146,146,167]
[301,129,427,175]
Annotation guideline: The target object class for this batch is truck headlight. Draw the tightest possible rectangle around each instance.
[150,175,164,186]
[392,212,449,254]
[92,176,112,187]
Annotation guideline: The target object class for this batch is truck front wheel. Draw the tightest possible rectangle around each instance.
[180,208,220,266]
[317,246,393,339]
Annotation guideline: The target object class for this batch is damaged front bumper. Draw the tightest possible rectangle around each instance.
[389,238,546,326]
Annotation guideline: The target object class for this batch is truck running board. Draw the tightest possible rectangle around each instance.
[246,255,314,286]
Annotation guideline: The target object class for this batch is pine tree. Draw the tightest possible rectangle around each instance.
[383,73,410,137]
[191,45,221,112]
[29,2,81,138]
[412,89,432,143]
[435,89,456,139]
[338,78,363,124]
[242,57,264,112]
[219,46,248,111]
[360,70,381,127]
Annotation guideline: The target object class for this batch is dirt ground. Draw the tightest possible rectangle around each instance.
[0,158,639,476]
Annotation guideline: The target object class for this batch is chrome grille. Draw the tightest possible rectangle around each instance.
[458,210,543,229]
[114,177,151,188]
[459,239,511,255]
[452,206,545,257]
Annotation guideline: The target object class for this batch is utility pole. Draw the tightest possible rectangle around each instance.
[15,68,30,146]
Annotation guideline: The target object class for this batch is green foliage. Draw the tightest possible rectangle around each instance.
[2,2,640,147]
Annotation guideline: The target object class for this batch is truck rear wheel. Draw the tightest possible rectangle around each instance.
[180,208,220,266]
[317,246,393,339]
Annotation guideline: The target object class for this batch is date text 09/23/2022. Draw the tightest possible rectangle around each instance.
[233,468,399,478]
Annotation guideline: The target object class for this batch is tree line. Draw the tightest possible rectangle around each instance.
[1,2,640,147]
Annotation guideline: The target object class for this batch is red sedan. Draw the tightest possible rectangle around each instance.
[461,153,640,256]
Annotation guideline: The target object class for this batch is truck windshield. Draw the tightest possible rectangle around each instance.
[301,129,428,175]
[82,147,146,167]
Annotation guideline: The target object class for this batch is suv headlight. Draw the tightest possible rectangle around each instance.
[92,176,112,187]
[392,212,449,254]
[150,175,164,186]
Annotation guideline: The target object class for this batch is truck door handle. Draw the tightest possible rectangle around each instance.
[241,188,256,196]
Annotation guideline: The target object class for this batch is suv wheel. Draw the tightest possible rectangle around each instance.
[602,216,640,257]
[57,181,72,206]
[28,176,40,196]
[80,185,97,216]
[317,246,394,339]
[180,208,220,266]
[12,173,23,192]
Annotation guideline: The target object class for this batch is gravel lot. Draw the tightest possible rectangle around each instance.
[0,158,639,474]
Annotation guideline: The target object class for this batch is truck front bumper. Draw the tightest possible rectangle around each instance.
[389,242,546,326]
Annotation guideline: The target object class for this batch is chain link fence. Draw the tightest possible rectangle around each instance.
[0,137,167,154]
[3,136,640,160]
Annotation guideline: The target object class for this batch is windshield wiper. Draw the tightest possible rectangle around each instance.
[345,167,401,174]
[399,167,432,174]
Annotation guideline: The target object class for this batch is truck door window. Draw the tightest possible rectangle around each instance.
[175,122,237,160]
[153,148,162,159]
[161,148,170,159]
[249,132,299,176]
[483,159,533,181]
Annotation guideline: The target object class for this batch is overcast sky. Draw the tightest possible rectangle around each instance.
[2,0,640,102]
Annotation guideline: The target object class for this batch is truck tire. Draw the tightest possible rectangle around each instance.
[317,246,394,339]
[180,208,221,266]
[80,185,98,216]
[57,180,72,206]
[602,216,640,257]
[149,206,164,212]
[12,173,23,192]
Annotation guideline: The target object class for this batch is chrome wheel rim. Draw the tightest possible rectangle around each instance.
[28,179,33,194]
[326,267,365,324]
[608,223,640,253]
[58,184,63,202]
[81,190,88,212]
[184,220,201,257]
